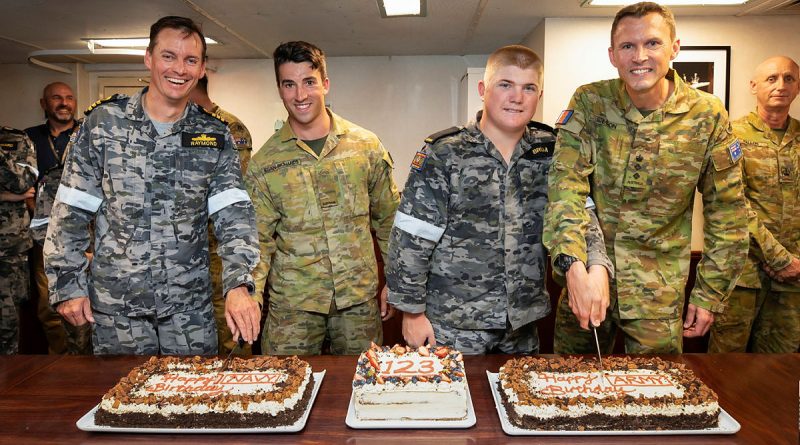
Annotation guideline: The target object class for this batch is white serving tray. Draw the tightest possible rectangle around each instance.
[345,385,476,429]
[76,370,326,434]
[486,371,740,436]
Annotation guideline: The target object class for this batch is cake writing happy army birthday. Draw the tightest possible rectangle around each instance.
[498,356,719,431]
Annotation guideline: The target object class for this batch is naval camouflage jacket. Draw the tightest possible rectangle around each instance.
[0,127,37,257]
[545,70,749,319]
[387,118,612,331]
[735,111,800,292]
[44,88,260,317]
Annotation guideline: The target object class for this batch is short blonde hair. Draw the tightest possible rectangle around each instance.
[485,45,543,85]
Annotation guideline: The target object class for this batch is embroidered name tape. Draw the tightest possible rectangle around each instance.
[182,132,223,148]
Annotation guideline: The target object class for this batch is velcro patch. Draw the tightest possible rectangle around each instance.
[524,142,554,160]
[410,151,427,171]
[556,109,574,126]
[182,132,223,149]
[728,140,742,163]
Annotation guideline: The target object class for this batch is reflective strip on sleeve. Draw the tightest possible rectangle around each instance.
[393,211,445,243]
[208,188,251,215]
[16,162,39,178]
[29,217,49,228]
[585,196,595,209]
[55,186,103,213]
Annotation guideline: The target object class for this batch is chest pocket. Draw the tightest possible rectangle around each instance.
[645,137,703,217]
[175,146,218,215]
[517,158,549,216]
[103,134,146,220]
[742,141,779,192]
[270,166,320,232]
[329,156,370,218]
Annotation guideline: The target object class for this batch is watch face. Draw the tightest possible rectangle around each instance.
[557,255,577,273]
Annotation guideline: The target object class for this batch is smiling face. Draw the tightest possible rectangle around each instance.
[144,27,206,108]
[478,64,542,137]
[277,61,330,137]
[41,82,76,125]
[751,56,799,113]
[609,12,679,109]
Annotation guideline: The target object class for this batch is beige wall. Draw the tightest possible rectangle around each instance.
[210,55,488,188]
[0,63,80,130]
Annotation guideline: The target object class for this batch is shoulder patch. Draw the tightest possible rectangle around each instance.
[522,141,555,160]
[84,94,124,115]
[526,120,555,134]
[0,126,25,135]
[556,109,574,126]
[727,140,742,163]
[410,151,427,172]
[198,105,229,125]
[424,126,462,144]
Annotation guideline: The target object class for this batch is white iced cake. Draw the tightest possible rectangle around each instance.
[352,343,468,421]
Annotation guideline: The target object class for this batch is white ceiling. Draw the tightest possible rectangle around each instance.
[0,0,797,65]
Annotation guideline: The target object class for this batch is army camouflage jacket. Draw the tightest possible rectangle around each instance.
[544,70,749,319]
[44,88,260,317]
[387,120,612,331]
[735,111,800,292]
[0,127,37,256]
[246,109,400,313]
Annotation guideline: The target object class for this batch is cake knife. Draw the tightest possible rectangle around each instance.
[221,337,246,371]
[591,324,606,389]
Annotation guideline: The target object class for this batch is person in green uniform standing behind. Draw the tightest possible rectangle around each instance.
[246,41,400,354]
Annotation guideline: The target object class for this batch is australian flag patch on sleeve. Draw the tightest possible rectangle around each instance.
[728,140,742,163]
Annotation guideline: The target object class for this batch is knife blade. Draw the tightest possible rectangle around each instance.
[591,324,606,389]
[220,337,246,372]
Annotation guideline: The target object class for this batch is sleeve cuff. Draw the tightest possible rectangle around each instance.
[586,251,615,279]
[688,296,726,314]
[387,291,426,314]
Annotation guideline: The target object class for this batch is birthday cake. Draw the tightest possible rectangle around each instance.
[498,356,719,431]
[95,355,314,428]
[352,343,468,421]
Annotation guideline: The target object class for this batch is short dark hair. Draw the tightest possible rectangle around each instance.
[148,16,207,60]
[611,2,676,45]
[273,41,327,85]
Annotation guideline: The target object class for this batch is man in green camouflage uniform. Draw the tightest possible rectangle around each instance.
[246,41,400,355]
[0,127,37,354]
[44,16,260,355]
[190,75,254,354]
[709,56,800,353]
[544,2,748,354]
[388,46,613,354]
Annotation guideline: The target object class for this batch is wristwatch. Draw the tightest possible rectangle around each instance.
[554,254,580,274]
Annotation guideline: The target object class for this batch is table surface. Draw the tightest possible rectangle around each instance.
[0,353,797,444]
